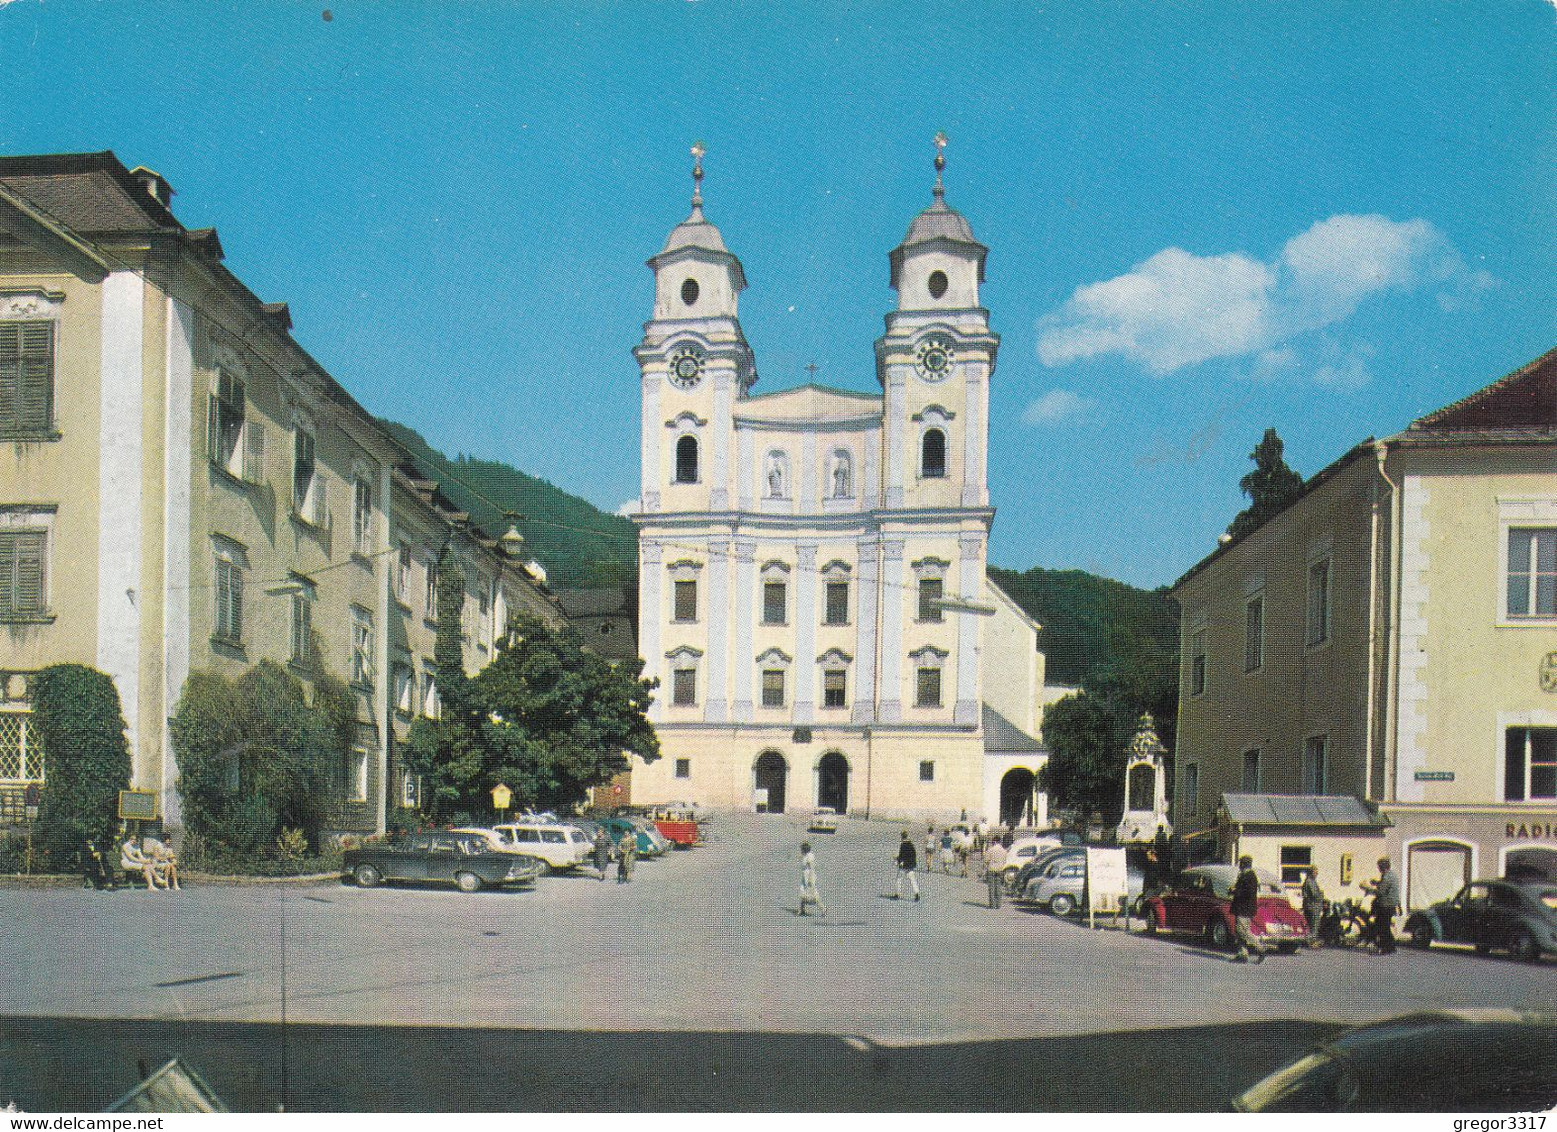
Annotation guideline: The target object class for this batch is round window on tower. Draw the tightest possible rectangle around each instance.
[927,270,949,300]
[681,277,700,305]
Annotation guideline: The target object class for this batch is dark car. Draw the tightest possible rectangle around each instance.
[1231,1009,1557,1111]
[1141,864,1309,952]
[344,832,542,892]
[1404,880,1557,961]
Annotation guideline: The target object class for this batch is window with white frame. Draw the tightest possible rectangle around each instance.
[209,369,263,482]
[288,576,315,666]
[757,648,791,709]
[395,543,411,603]
[292,424,324,523]
[1244,594,1264,672]
[0,509,51,620]
[1302,736,1328,794]
[822,669,847,709]
[351,605,375,687]
[421,663,440,719]
[914,557,949,623]
[1505,726,1557,801]
[1190,628,1207,696]
[346,747,369,802]
[1181,762,1199,816]
[667,646,702,708]
[1506,528,1557,620]
[425,555,440,621]
[911,646,947,708]
[0,320,55,437]
[0,710,45,784]
[1306,557,1332,647]
[761,562,790,625]
[212,536,246,646]
[673,579,697,622]
[393,661,414,716]
[352,474,373,556]
[1242,749,1261,793]
[1279,845,1313,886]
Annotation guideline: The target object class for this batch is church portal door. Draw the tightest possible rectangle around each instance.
[817,752,849,813]
[1000,768,1035,827]
[754,751,788,814]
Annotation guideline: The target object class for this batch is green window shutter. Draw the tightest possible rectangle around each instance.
[15,532,44,613]
[243,419,265,484]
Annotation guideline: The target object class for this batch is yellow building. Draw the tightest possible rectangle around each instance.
[629,145,1047,824]
[1171,348,1557,906]
[0,152,560,838]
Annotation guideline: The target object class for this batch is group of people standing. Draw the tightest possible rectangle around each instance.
[1231,854,1402,963]
[590,826,641,884]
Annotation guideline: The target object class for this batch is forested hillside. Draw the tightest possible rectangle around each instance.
[988,565,1179,687]
[378,420,639,588]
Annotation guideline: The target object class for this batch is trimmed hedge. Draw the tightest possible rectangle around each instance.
[31,664,132,870]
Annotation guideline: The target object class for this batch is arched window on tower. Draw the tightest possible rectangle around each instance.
[675,435,699,484]
[921,428,947,479]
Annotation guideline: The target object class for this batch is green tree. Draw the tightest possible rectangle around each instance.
[1038,691,1121,827]
[405,545,487,815]
[32,664,132,868]
[472,615,660,812]
[1228,427,1305,540]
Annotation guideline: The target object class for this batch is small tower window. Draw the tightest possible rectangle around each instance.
[921,428,947,478]
[681,277,700,305]
[675,435,699,484]
[927,270,948,299]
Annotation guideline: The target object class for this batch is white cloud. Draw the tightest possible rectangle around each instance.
[1022,389,1096,425]
[615,499,639,517]
[1038,214,1479,380]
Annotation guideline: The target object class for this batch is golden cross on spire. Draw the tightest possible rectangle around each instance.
[690,141,706,212]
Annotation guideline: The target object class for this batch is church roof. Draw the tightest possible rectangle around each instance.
[734,383,882,424]
[659,209,729,255]
[982,705,1045,755]
[889,194,988,288]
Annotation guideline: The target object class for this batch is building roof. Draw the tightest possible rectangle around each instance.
[0,151,181,234]
[982,704,1045,755]
[1220,793,1391,829]
[553,585,634,618]
[1408,344,1557,435]
[734,383,883,424]
[889,192,989,289]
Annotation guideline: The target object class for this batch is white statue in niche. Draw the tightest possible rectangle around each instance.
[831,452,851,498]
[766,453,787,498]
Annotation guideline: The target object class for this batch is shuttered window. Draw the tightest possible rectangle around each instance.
[0,322,54,436]
[0,530,46,617]
[214,555,243,644]
[208,371,246,473]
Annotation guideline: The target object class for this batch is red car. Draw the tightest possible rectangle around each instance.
[1142,864,1309,952]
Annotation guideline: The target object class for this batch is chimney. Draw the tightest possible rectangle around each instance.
[128,165,175,209]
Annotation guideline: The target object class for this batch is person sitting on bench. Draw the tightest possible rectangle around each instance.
[142,832,181,891]
[120,836,162,890]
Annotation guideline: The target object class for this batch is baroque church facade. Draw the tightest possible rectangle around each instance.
[630,144,1048,823]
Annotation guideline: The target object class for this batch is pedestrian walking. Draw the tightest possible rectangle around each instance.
[983,837,1008,909]
[923,826,936,874]
[1230,855,1266,963]
[894,831,921,901]
[1362,857,1400,954]
[616,831,636,884]
[799,842,825,916]
[593,826,612,882]
[1300,865,1325,948]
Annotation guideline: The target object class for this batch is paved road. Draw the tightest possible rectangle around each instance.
[1,812,1549,1110]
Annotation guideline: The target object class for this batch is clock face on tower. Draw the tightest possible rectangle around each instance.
[669,345,705,390]
[916,336,954,382]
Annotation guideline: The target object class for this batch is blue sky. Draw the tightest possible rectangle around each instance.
[4,2,1554,588]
